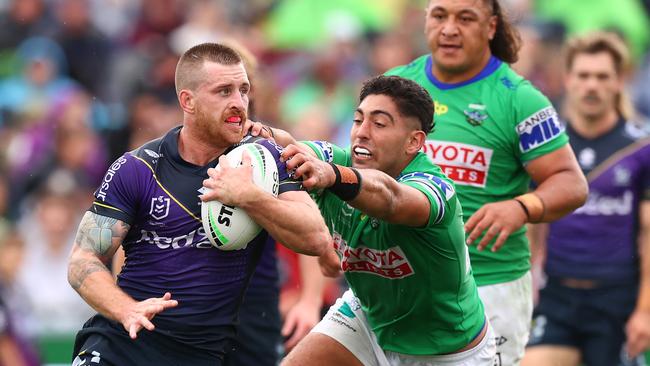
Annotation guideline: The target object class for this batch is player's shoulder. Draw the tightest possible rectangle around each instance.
[385,54,429,77]
[490,63,546,101]
[399,153,456,200]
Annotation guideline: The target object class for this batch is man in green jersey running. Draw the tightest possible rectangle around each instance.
[386,0,588,364]
[279,75,495,365]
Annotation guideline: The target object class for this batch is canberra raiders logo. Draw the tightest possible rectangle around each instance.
[464,104,488,126]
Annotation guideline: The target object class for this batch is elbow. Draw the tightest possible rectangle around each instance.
[572,174,589,209]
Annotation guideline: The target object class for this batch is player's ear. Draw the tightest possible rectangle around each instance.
[406,130,426,155]
[178,89,195,114]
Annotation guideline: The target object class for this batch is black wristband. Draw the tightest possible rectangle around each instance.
[327,163,362,201]
[513,198,530,220]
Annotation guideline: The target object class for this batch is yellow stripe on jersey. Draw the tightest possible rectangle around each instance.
[133,155,201,223]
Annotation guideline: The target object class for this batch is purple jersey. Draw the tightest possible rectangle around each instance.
[546,120,650,282]
[89,126,302,351]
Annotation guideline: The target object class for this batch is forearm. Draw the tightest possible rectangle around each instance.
[297,255,325,308]
[532,169,588,222]
[241,191,330,255]
[347,169,400,220]
[636,214,650,312]
[68,249,136,322]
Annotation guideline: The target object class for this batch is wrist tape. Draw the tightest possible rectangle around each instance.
[514,193,546,223]
[327,163,362,201]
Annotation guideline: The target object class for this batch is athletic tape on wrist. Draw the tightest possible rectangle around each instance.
[327,163,362,201]
[514,193,545,223]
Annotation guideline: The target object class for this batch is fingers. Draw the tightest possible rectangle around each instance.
[281,144,303,162]
[464,209,484,242]
[129,323,140,339]
[241,150,252,167]
[475,224,499,251]
[218,155,231,169]
[491,229,511,252]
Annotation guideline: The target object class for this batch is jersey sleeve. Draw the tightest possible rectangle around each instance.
[512,81,569,163]
[398,172,456,227]
[255,138,304,194]
[89,153,141,224]
[302,140,351,166]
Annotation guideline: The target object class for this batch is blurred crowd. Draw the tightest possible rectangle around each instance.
[0,0,649,364]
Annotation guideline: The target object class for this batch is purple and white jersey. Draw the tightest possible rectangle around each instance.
[546,120,650,283]
[89,126,302,351]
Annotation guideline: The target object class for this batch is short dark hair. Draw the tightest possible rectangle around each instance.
[175,42,243,95]
[359,75,434,134]
[484,0,521,64]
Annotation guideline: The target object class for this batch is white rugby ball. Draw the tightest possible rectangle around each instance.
[201,143,279,250]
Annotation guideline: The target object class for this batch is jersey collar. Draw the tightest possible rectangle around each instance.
[425,55,502,90]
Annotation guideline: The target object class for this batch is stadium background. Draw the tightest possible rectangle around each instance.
[0,0,648,365]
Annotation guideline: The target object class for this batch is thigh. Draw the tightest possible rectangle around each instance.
[284,289,386,366]
[224,294,282,366]
[580,287,641,366]
[521,346,581,366]
[282,333,364,366]
[478,272,533,366]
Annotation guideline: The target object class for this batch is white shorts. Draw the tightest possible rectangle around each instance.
[311,289,496,366]
[477,271,533,366]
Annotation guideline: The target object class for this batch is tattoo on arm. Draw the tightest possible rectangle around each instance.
[69,212,131,291]
[75,212,130,257]
[68,257,111,291]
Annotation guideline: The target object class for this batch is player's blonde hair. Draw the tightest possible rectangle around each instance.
[174,42,243,96]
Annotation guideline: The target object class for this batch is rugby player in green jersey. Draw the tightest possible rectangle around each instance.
[386,0,588,364]
[280,75,495,365]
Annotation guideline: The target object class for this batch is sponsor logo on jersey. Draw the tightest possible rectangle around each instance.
[422,141,493,187]
[463,104,488,126]
[144,149,160,158]
[96,156,128,201]
[433,100,449,115]
[516,107,563,153]
[333,232,415,279]
[135,227,212,249]
[574,190,633,216]
[150,195,171,220]
[578,147,596,169]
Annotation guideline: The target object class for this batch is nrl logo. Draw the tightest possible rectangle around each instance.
[150,195,171,220]
[463,104,488,126]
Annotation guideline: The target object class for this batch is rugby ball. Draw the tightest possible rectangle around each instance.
[201,143,279,250]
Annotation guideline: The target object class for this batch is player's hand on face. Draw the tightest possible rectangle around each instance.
[283,144,335,191]
[200,152,258,205]
[120,292,178,339]
[318,248,342,278]
[464,199,528,252]
[244,119,275,141]
[625,309,650,358]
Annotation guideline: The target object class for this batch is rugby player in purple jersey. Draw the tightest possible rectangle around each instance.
[67,43,330,366]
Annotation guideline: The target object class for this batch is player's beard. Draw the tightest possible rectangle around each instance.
[195,105,243,147]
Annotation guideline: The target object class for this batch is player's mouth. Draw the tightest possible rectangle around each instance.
[438,43,462,52]
[353,146,373,160]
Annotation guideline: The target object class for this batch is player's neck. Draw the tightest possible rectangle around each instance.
[431,51,492,84]
[568,109,619,139]
[178,126,228,166]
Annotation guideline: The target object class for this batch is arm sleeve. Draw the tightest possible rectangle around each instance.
[398,172,456,227]
[256,138,305,194]
[512,81,569,163]
[89,153,142,224]
[302,140,351,166]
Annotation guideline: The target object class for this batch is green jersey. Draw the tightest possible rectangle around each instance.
[305,141,485,355]
[387,55,568,285]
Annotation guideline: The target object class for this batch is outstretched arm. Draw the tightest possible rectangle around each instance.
[283,145,431,227]
[68,212,178,339]
[201,153,331,256]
